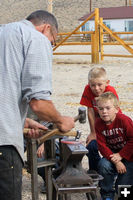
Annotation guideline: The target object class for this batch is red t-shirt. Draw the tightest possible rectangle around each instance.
[80,84,121,116]
[95,113,133,162]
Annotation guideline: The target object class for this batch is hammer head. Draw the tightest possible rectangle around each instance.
[78,107,86,123]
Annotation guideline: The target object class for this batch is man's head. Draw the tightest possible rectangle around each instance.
[26,10,58,45]
[88,67,109,96]
[96,92,119,124]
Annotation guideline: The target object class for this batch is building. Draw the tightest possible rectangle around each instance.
[79,6,133,39]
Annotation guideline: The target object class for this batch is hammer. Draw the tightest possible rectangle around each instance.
[74,107,86,123]
[24,107,86,143]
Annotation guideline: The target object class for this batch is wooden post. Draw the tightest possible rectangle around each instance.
[100,18,104,61]
[125,0,128,6]
[91,33,96,63]
[90,0,92,12]
[47,0,53,13]
[94,8,99,63]
[129,0,132,6]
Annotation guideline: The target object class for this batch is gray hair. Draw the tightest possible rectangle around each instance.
[26,10,58,31]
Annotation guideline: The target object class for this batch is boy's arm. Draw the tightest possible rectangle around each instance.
[110,153,122,163]
[96,125,113,160]
[37,143,44,158]
[86,107,96,145]
[118,117,133,161]
[115,161,127,174]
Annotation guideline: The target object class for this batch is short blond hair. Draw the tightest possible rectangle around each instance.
[88,67,107,81]
[96,92,119,108]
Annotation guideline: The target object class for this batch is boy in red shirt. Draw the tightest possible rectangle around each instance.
[80,67,121,172]
[95,92,133,200]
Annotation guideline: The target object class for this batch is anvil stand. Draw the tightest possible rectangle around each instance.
[25,129,80,200]
[26,137,57,200]
[52,139,102,200]
[25,133,102,200]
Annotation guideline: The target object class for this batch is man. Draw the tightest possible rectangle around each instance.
[0,10,74,200]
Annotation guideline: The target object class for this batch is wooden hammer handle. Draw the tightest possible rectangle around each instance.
[23,112,81,143]
[23,128,77,145]
[23,128,47,135]
[37,129,78,145]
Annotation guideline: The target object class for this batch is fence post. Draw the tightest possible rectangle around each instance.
[94,8,100,63]
[100,18,104,61]
[91,33,96,63]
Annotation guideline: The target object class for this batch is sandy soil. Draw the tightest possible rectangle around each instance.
[22,45,133,199]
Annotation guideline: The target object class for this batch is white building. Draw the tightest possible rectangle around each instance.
[79,6,133,39]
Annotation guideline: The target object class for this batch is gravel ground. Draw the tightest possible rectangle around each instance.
[22,45,133,200]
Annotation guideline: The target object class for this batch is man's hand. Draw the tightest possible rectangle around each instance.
[115,161,126,174]
[56,116,75,132]
[86,132,96,146]
[37,144,44,158]
[110,153,122,164]
[24,118,47,138]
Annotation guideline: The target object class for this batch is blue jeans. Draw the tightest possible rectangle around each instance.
[0,145,23,200]
[98,157,133,200]
[86,140,101,171]
[38,141,60,181]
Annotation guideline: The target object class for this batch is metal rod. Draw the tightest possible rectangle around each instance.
[125,0,128,6]
[90,0,92,12]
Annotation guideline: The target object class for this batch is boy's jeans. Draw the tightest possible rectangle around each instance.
[86,140,101,171]
[98,157,133,200]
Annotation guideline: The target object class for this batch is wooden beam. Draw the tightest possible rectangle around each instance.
[58,31,94,35]
[47,0,53,13]
[90,0,92,12]
[125,0,128,6]
[94,8,99,63]
[56,42,91,45]
[100,18,104,61]
[53,52,91,55]
[99,22,133,55]
[103,54,133,58]
[53,12,95,51]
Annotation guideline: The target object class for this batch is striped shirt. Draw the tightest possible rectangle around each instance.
[0,20,53,159]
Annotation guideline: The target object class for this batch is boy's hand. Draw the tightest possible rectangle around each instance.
[86,132,96,146]
[37,144,44,158]
[110,153,122,164]
[115,161,126,174]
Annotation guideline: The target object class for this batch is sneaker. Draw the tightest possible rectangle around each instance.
[105,198,112,200]
[87,169,98,174]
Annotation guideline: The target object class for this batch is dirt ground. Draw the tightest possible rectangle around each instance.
[22,45,133,200]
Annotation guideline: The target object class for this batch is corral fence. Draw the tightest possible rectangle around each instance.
[53,8,133,63]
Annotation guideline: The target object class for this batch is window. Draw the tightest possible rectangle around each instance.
[82,24,85,31]
[103,21,111,29]
[125,21,133,31]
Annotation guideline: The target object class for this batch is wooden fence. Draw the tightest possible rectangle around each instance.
[53,8,133,63]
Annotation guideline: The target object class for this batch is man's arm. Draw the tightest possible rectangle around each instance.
[29,99,75,132]
[86,107,96,145]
